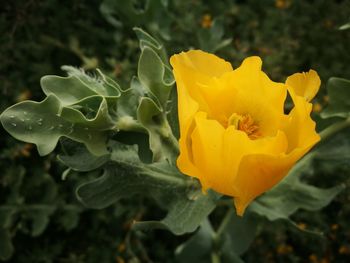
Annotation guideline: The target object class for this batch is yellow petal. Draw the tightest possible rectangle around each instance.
[233,89,320,215]
[283,88,321,152]
[210,57,287,135]
[222,128,288,196]
[171,50,232,179]
[170,50,233,78]
[233,148,309,216]
[177,118,199,179]
[286,70,321,101]
[190,112,225,191]
[170,50,233,112]
[189,110,289,197]
[173,69,199,178]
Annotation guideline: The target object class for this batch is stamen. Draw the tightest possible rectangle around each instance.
[227,113,261,139]
[239,114,261,139]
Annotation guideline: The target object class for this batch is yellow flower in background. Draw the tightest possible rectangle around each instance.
[201,14,213,28]
[275,0,292,9]
[170,50,320,216]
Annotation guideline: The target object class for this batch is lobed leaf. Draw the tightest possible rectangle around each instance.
[138,46,174,106]
[0,66,150,156]
[0,95,110,156]
[58,140,110,172]
[321,77,350,119]
[134,27,169,65]
[76,141,219,235]
[137,97,178,162]
[175,219,215,263]
[175,216,246,263]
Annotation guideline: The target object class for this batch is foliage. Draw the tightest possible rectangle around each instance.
[1,0,350,262]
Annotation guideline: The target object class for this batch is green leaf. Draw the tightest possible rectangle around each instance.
[41,75,97,106]
[314,128,350,168]
[175,219,215,263]
[76,141,183,209]
[101,1,172,40]
[339,22,350,30]
[61,66,121,97]
[197,18,232,53]
[321,77,350,119]
[0,229,14,261]
[60,96,116,130]
[113,131,153,163]
[41,67,121,105]
[76,141,218,235]
[141,189,220,235]
[24,206,56,237]
[114,77,145,132]
[175,216,245,263]
[0,207,16,229]
[167,86,180,139]
[222,211,257,256]
[134,27,169,65]
[56,205,82,231]
[138,46,174,106]
[58,139,110,172]
[137,97,178,162]
[0,95,109,156]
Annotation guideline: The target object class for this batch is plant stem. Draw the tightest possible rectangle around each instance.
[161,116,180,153]
[211,252,221,263]
[166,130,180,153]
[216,207,235,238]
[210,208,235,263]
[143,167,190,188]
[319,117,350,141]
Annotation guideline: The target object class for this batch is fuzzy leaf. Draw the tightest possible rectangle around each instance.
[58,140,110,172]
[77,141,218,235]
[137,97,178,162]
[321,77,350,118]
[175,217,245,263]
[134,27,169,65]
[175,219,215,263]
[222,211,258,256]
[138,46,174,106]
[0,95,109,156]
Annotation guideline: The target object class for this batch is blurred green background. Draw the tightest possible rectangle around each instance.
[1,0,350,262]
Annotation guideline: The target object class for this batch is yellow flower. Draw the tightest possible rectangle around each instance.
[201,14,213,28]
[170,50,320,216]
[312,102,322,113]
[275,0,292,9]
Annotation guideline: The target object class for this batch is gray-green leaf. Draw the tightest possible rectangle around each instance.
[321,77,350,119]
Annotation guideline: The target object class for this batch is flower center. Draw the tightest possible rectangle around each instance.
[228,113,261,139]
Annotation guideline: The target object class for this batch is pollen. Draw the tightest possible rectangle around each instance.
[239,114,261,139]
[228,113,261,139]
